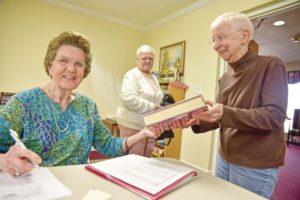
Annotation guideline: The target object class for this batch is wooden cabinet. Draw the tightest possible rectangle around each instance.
[152,83,186,159]
[102,118,120,137]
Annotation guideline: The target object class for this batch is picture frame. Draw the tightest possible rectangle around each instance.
[159,41,186,78]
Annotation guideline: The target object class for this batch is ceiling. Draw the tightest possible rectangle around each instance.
[44,0,300,65]
[252,6,300,65]
[44,0,215,30]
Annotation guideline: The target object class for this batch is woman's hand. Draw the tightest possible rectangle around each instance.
[0,145,42,176]
[174,117,200,128]
[124,127,163,152]
[154,104,162,110]
[142,127,163,139]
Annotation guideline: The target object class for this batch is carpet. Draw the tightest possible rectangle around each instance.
[271,144,300,200]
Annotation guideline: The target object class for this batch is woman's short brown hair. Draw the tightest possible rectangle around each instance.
[44,31,92,78]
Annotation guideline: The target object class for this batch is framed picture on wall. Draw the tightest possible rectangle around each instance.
[159,41,186,78]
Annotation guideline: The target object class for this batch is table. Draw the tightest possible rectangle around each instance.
[49,159,267,200]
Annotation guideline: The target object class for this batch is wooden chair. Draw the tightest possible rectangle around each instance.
[287,109,300,146]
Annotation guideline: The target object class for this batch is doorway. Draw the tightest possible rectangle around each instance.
[249,3,300,135]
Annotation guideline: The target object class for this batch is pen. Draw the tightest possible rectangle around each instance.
[9,129,39,168]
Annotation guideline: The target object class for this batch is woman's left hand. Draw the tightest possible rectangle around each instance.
[142,127,163,139]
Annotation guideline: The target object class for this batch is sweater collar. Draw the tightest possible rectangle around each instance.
[228,49,256,71]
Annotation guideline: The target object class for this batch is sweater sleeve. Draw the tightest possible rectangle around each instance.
[221,58,288,131]
[0,95,26,153]
[191,121,220,133]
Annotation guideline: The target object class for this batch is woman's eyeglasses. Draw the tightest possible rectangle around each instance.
[54,56,86,70]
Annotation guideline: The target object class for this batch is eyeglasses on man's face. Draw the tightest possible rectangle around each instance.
[139,56,154,62]
[210,29,243,44]
[140,57,154,62]
[53,56,86,70]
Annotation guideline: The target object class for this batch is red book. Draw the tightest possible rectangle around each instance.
[85,154,197,200]
[143,94,207,127]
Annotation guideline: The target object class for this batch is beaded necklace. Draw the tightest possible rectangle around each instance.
[48,87,70,133]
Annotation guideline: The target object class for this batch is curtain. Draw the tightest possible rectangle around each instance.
[287,71,300,84]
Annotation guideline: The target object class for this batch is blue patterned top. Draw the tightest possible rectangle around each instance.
[0,87,124,166]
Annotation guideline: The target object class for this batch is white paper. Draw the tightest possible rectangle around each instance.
[89,154,195,195]
[0,167,71,200]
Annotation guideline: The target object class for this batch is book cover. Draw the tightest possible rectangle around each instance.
[85,154,197,200]
[143,94,207,127]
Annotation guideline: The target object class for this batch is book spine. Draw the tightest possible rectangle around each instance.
[146,107,207,127]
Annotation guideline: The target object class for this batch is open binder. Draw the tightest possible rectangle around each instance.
[85,154,197,200]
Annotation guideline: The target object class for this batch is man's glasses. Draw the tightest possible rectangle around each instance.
[210,29,243,44]
[140,57,154,62]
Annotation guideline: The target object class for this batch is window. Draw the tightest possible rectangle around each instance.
[284,83,300,132]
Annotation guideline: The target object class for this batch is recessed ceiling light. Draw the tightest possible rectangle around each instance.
[273,20,285,26]
[291,33,300,43]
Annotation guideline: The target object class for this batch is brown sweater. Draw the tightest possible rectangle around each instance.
[192,49,288,168]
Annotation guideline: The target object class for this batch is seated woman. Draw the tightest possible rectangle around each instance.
[0,31,162,176]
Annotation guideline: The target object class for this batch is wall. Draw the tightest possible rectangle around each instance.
[0,0,143,118]
[0,0,274,170]
[145,0,272,170]
[286,62,300,71]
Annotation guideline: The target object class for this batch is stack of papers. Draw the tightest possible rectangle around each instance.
[0,167,71,200]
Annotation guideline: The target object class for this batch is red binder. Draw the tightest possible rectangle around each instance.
[85,155,197,200]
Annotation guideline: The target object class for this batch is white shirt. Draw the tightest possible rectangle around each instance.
[116,67,163,130]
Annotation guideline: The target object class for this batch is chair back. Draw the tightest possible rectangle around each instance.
[292,109,300,129]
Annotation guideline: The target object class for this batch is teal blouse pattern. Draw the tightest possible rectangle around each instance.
[0,87,124,166]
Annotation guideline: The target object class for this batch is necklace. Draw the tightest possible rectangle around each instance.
[48,87,70,133]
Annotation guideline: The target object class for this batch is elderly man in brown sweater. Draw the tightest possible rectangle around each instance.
[181,12,287,198]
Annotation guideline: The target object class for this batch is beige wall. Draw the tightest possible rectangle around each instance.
[0,0,143,117]
[0,0,273,170]
[286,62,300,71]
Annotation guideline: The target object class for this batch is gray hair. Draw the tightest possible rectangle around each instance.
[136,45,155,57]
[210,12,254,40]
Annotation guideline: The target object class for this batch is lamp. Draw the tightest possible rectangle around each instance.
[291,33,300,43]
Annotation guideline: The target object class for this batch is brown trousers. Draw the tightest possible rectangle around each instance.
[118,124,155,157]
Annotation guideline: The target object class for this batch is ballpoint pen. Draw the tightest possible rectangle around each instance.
[9,129,39,168]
